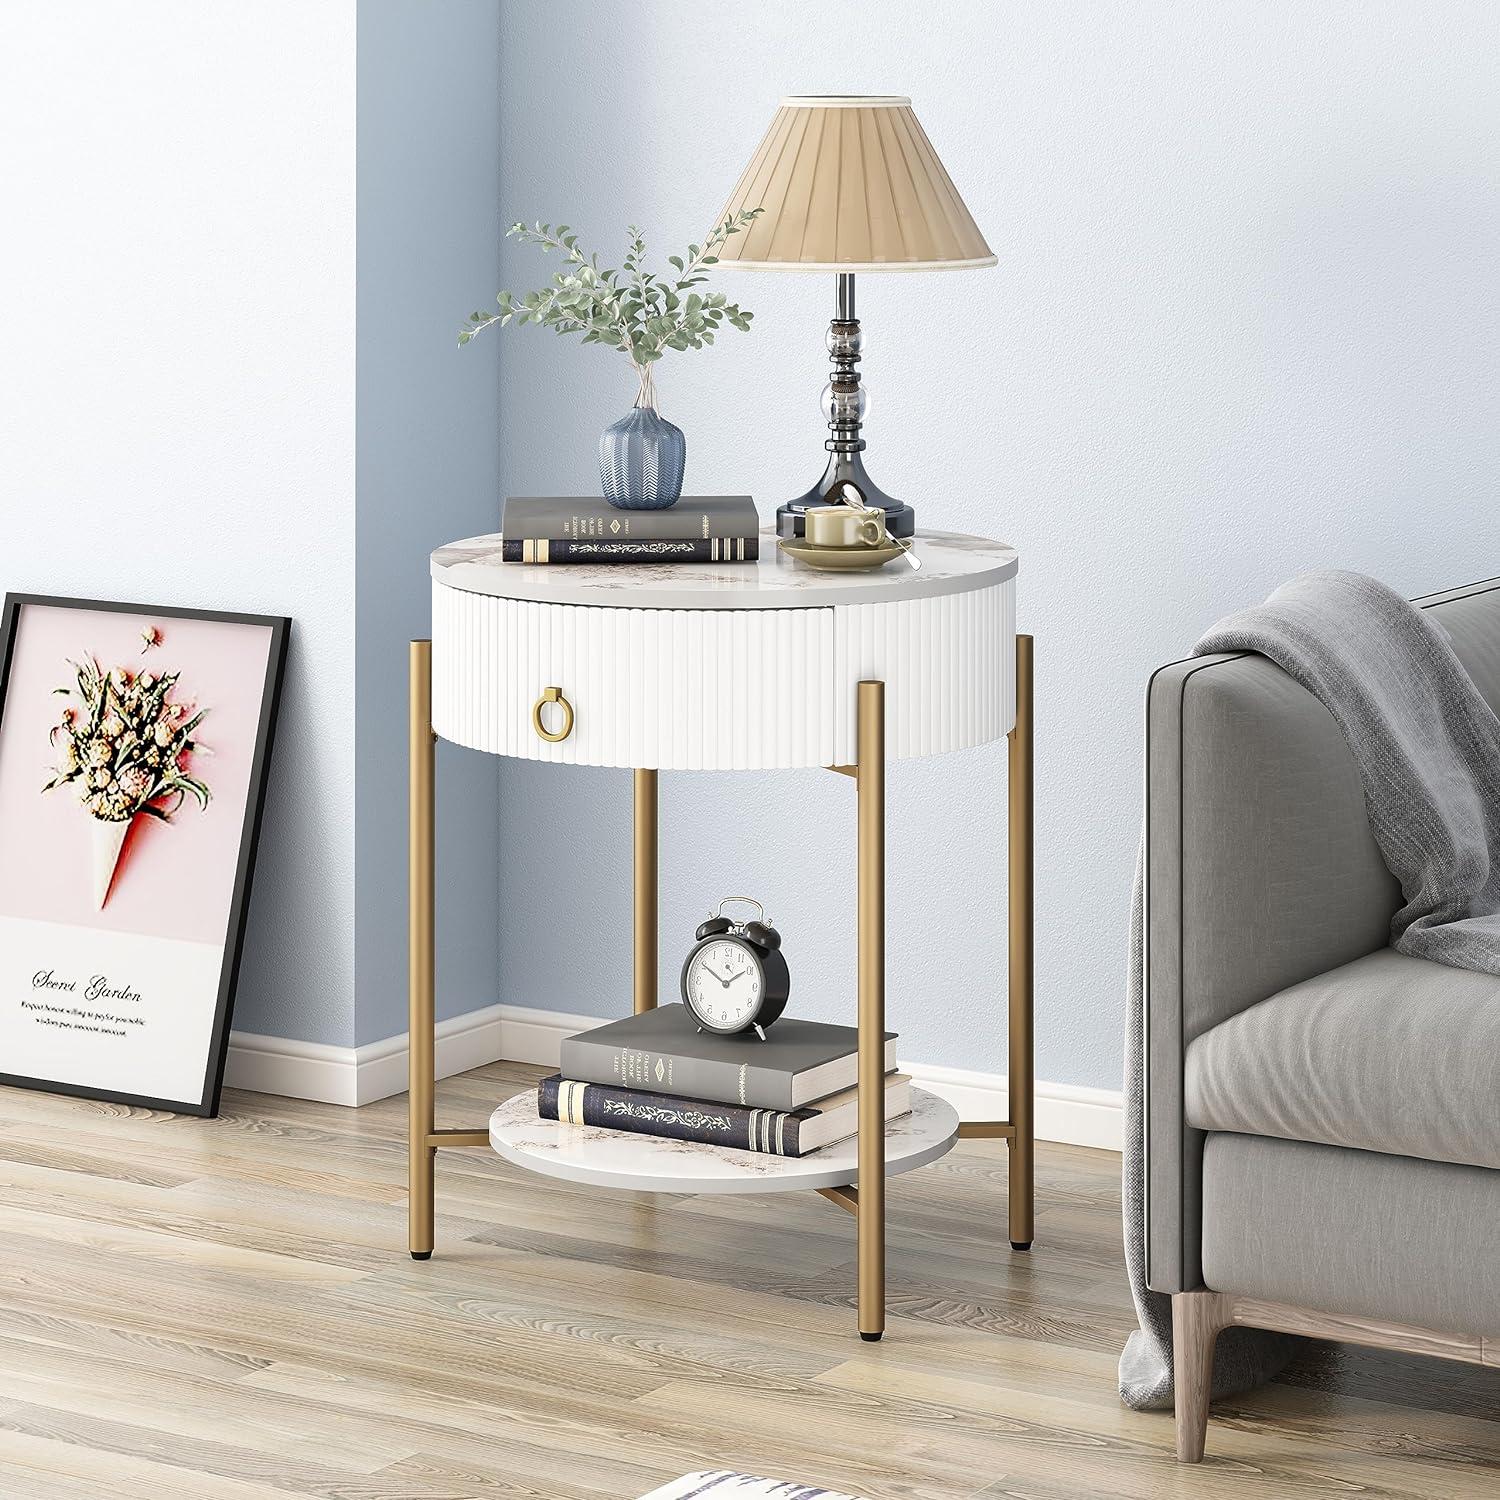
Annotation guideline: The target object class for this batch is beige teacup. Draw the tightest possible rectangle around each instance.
[804,504,888,549]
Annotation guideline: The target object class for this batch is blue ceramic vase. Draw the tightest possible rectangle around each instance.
[600,371,685,510]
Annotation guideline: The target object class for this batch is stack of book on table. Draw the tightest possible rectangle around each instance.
[500,495,760,565]
[538,1003,911,1158]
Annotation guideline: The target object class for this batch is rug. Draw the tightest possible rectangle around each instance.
[637,1473,866,1500]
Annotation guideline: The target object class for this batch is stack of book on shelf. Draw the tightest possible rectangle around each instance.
[500,495,760,565]
[537,1003,911,1158]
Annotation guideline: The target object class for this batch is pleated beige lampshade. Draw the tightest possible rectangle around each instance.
[714,95,996,272]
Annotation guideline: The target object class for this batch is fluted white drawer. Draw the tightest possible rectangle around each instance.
[830,579,1014,762]
[432,586,837,769]
[433,575,1015,769]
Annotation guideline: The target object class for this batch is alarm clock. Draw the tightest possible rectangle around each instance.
[680,896,790,1038]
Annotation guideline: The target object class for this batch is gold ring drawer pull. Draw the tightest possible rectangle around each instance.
[532,686,575,743]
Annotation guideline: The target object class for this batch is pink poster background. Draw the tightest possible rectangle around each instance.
[0,604,274,945]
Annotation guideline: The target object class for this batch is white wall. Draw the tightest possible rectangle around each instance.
[0,2,358,1045]
[492,0,1499,1092]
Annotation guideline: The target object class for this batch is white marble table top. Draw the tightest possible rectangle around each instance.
[487,1088,960,1194]
[433,528,1017,610]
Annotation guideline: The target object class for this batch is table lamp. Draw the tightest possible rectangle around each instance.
[714,95,995,539]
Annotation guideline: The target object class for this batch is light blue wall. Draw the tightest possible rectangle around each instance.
[356,1,504,1046]
[491,1,1498,1090]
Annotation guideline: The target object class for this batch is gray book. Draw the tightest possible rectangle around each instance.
[558,1003,898,1110]
[502,495,759,542]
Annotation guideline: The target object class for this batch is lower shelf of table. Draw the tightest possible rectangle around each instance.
[487,1088,960,1195]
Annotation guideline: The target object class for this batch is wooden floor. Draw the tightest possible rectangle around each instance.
[1,1062,1497,1499]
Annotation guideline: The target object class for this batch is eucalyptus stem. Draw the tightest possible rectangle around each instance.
[634,362,657,411]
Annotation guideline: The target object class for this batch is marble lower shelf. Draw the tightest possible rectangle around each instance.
[487,1087,960,1195]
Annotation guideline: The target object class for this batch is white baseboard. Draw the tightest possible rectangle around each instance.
[908,1058,1123,1153]
[226,1002,509,1108]
[227,1003,1123,1152]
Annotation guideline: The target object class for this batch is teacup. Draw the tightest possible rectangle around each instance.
[804,504,888,549]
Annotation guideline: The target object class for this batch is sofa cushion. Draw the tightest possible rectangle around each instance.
[1201,1132,1500,1336]
[1186,948,1500,1171]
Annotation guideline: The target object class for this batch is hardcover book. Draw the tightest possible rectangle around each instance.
[558,1003,898,1111]
[498,536,757,564]
[501,494,759,542]
[538,1073,912,1157]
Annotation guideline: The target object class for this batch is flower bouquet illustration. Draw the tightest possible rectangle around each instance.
[42,636,211,908]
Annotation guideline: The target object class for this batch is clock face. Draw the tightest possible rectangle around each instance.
[685,938,764,1032]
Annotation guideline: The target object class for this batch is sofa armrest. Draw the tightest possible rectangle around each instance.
[1143,650,1398,1292]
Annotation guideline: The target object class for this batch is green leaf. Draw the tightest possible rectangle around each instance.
[457,216,756,361]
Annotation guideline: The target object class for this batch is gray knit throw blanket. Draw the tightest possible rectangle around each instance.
[1120,570,1500,1409]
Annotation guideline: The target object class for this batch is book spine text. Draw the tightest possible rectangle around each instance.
[539,1076,807,1156]
[502,537,758,564]
[504,505,757,541]
[558,1037,793,1111]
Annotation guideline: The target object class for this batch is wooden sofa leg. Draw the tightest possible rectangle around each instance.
[1173,1291,1229,1462]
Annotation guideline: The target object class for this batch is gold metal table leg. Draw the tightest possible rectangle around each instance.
[406,637,1033,1293]
[634,768,658,1014]
[1008,634,1035,1251]
[409,640,436,1260]
[817,1185,859,1216]
[856,680,886,1340]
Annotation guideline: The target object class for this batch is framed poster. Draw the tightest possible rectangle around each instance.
[0,595,290,1116]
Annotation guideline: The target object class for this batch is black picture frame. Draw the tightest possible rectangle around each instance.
[0,594,291,1117]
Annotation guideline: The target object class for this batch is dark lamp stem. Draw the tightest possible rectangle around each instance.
[775,271,915,539]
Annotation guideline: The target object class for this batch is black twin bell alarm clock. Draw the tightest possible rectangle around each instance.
[680,896,790,1039]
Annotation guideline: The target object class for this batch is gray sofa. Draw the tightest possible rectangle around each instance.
[1144,575,1500,1461]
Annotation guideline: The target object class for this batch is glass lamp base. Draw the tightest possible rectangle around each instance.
[775,451,916,539]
